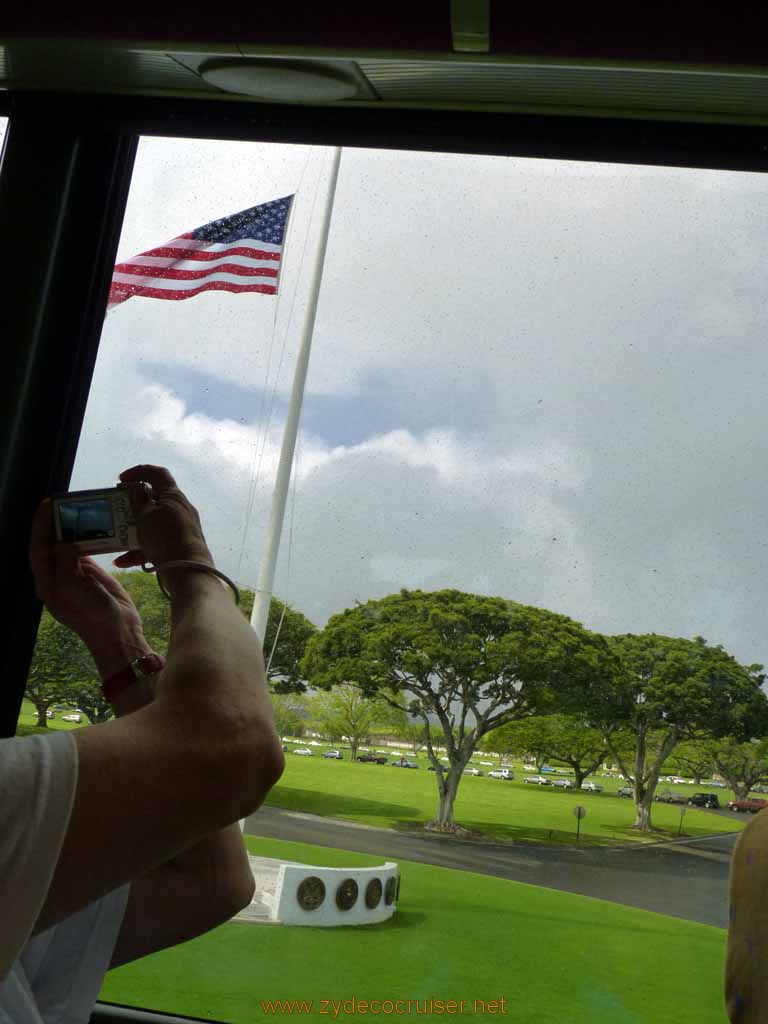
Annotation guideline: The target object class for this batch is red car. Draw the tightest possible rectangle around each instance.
[727,798,768,814]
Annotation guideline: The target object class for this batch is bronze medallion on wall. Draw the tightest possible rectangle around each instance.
[385,876,397,905]
[336,878,359,910]
[297,876,326,911]
[365,878,383,909]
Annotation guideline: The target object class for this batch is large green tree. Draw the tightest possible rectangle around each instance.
[308,685,383,760]
[301,589,617,831]
[118,570,317,693]
[25,611,97,726]
[595,634,768,831]
[222,589,316,693]
[271,692,309,740]
[704,737,768,800]
[483,716,556,771]
[662,736,714,784]
[487,715,607,789]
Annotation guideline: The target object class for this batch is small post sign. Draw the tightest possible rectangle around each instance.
[678,805,687,837]
[573,805,586,843]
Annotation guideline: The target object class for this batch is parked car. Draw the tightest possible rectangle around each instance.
[654,792,687,804]
[581,781,604,793]
[357,752,388,764]
[687,793,720,809]
[617,786,634,798]
[488,768,515,780]
[522,765,537,772]
[540,766,556,774]
[322,749,343,759]
[292,747,314,756]
[522,774,551,786]
[555,768,572,775]
[61,713,82,723]
[391,758,419,769]
[45,710,55,719]
[728,798,768,814]
[463,766,483,776]
[552,778,576,789]
[751,785,768,794]
[708,781,727,789]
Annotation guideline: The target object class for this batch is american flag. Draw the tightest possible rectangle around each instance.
[108,195,294,308]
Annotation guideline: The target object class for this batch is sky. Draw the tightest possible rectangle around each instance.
[59,132,768,669]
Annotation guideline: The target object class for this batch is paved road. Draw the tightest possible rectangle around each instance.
[245,806,740,929]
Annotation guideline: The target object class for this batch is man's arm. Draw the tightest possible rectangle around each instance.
[89,633,257,970]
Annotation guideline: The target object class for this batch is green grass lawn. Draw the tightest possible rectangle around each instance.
[15,699,85,736]
[269,746,745,846]
[15,706,744,846]
[99,836,728,1024]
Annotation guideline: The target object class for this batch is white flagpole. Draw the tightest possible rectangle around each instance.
[249,146,342,646]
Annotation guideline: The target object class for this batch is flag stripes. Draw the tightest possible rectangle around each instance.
[107,196,293,308]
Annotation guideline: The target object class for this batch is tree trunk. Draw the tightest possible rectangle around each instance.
[432,768,462,829]
[735,783,750,800]
[350,740,358,761]
[634,795,653,831]
[633,730,654,831]
[574,768,588,789]
[35,706,49,728]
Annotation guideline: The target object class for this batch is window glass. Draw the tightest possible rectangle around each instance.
[0,117,8,168]
[24,135,768,1023]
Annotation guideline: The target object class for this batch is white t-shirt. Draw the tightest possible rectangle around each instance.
[0,730,130,1023]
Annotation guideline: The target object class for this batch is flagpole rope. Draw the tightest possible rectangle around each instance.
[235,147,317,584]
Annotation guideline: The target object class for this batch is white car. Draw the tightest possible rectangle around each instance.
[523,764,537,772]
[581,781,604,792]
[61,713,82,723]
[463,766,483,776]
[292,747,314,756]
[488,768,515,780]
[552,778,576,789]
[523,774,551,786]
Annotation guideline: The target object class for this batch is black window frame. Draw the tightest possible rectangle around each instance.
[1,88,767,1024]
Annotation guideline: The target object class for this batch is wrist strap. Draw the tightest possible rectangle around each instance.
[102,652,165,704]
[142,560,241,605]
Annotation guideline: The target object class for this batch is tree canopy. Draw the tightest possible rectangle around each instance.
[118,570,317,693]
[485,714,608,788]
[237,590,317,693]
[301,588,618,829]
[595,633,768,829]
[308,685,385,759]
[703,736,768,800]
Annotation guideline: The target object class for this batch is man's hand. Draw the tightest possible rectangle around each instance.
[28,496,149,672]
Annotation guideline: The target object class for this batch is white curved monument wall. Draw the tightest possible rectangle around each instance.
[273,861,400,926]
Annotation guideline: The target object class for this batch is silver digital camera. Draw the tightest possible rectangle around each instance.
[51,485,140,556]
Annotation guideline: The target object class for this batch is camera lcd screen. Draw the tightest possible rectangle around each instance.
[58,498,115,542]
